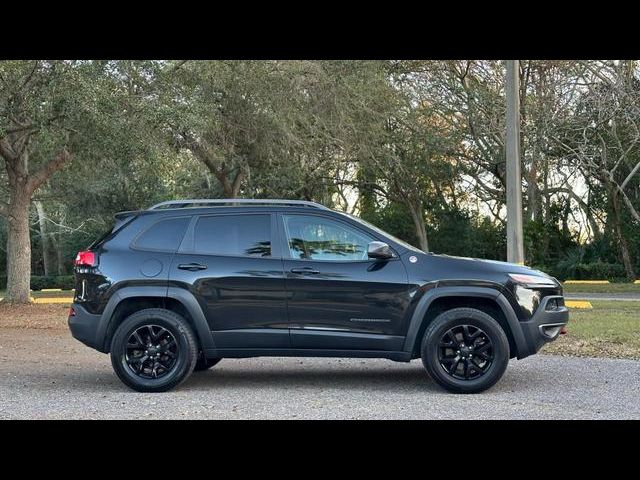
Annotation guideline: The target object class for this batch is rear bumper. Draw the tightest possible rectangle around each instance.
[518,295,569,357]
[68,303,103,351]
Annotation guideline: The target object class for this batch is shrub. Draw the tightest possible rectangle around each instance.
[0,275,75,291]
[573,262,627,280]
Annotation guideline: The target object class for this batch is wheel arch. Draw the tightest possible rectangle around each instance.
[403,286,527,359]
[98,286,214,353]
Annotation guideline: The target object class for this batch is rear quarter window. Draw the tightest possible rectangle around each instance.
[88,214,138,249]
[132,216,191,252]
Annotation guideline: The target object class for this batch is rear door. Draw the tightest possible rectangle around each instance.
[168,212,289,349]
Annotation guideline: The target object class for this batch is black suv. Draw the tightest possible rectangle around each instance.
[69,199,568,393]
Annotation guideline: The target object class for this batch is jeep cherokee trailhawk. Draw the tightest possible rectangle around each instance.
[68,199,569,393]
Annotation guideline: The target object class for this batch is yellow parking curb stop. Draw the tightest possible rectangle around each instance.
[32,297,74,304]
[565,300,593,309]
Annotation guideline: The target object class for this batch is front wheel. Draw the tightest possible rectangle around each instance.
[421,307,510,394]
[110,308,198,392]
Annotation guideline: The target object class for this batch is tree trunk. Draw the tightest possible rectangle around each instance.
[610,189,636,280]
[5,194,32,303]
[1,134,71,303]
[407,200,429,252]
[210,166,244,198]
[35,201,54,276]
[358,163,377,218]
[1,144,71,303]
[56,232,65,275]
[526,168,541,222]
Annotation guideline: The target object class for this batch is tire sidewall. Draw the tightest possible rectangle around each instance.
[422,308,510,394]
[110,310,196,392]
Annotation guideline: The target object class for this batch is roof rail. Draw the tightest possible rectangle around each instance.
[147,199,330,211]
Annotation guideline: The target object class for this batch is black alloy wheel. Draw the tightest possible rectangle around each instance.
[437,324,494,380]
[421,307,510,394]
[125,325,179,379]
[110,308,198,392]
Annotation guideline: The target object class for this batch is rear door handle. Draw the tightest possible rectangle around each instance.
[290,267,320,275]
[178,263,208,271]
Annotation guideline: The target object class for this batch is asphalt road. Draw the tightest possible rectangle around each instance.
[565,292,640,301]
[1,328,639,419]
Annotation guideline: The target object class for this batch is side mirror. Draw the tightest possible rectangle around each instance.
[367,241,393,260]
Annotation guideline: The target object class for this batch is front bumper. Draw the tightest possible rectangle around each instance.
[68,303,103,351]
[518,295,569,356]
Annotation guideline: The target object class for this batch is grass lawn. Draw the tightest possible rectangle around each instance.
[562,282,640,294]
[542,300,640,360]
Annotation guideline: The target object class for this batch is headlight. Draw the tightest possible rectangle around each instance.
[508,273,557,288]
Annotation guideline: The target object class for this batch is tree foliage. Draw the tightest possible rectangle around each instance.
[2,59,640,303]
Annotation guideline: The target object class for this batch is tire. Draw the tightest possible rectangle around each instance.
[110,308,198,392]
[421,307,510,394]
[194,356,221,372]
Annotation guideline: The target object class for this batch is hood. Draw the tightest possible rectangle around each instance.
[428,253,553,278]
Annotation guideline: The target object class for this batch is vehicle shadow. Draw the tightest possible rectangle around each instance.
[51,360,551,395]
[180,360,557,395]
[182,364,438,393]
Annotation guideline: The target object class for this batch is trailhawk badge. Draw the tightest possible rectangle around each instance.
[409,255,418,263]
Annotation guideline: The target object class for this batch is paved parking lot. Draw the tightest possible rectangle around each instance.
[1,327,639,419]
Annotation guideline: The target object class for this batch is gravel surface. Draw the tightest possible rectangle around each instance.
[1,328,639,419]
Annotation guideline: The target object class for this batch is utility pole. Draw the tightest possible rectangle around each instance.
[505,60,524,265]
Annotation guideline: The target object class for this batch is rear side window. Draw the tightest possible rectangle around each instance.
[194,214,271,257]
[133,217,190,252]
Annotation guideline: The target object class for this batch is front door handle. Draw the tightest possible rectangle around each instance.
[178,263,208,271]
[290,267,320,275]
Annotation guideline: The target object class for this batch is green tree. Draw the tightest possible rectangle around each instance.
[0,60,165,302]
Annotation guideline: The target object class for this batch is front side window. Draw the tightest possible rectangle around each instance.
[283,214,373,261]
[194,214,271,257]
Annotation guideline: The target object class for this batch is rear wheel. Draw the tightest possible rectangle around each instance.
[110,308,198,392]
[421,307,510,394]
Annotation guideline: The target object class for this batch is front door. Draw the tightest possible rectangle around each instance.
[280,213,413,352]
[169,212,288,349]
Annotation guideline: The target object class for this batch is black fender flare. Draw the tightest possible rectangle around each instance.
[401,286,528,358]
[98,286,215,352]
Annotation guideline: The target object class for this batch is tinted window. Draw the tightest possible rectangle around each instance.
[283,215,373,261]
[134,217,190,251]
[194,215,271,257]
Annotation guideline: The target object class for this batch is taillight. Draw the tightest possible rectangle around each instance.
[75,250,97,267]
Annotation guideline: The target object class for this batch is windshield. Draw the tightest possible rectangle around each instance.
[338,212,425,254]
